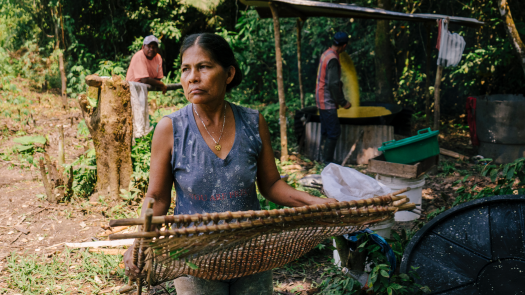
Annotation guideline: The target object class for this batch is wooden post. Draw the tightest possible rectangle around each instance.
[269,2,288,162]
[433,65,443,131]
[433,17,448,131]
[39,160,55,203]
[424,23,432,126]
[297,19,305,109]
[58,125,65,167]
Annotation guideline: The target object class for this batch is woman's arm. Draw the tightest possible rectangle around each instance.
[256,114,337,207]
[124,116,174,276]
[140,117,175,217]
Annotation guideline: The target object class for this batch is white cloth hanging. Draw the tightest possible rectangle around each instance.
[437,20,466,67]
[129,81,153,139]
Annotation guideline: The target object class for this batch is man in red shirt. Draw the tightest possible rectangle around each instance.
[126,35,167,94]
[315,32,352,164]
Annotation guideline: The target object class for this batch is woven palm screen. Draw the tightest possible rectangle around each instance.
[109,189,414,292]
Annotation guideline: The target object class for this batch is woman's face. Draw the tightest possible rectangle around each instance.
[181,45,235,105]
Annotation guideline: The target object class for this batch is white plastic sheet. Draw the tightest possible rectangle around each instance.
[321,163,391,201]
[437,20,466,67]
[129,81,154,139]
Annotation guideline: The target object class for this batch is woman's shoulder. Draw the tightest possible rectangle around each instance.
[231,103,260,123]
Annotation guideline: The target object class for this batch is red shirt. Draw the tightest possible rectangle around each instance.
[126,50,163,82]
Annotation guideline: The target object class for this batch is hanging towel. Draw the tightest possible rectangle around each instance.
[466,97,479,146]
[129,81,154,139]
[437,19,466,67]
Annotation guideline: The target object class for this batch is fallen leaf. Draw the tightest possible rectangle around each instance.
[80,222,87,228]
[94,275,102,284]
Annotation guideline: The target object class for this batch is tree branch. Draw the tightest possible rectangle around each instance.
[499,0,525,76]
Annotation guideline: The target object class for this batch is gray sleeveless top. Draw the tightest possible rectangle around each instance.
[166,103,262,215]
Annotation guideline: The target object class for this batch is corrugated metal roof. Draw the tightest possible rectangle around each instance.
[241,0,484,27]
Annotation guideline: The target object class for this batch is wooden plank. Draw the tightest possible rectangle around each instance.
[368,155,439,179]
[440,148,469,160]
[368,157,418,179]
[65,239,135,248]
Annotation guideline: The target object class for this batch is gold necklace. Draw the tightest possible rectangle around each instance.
[193,103,227,151]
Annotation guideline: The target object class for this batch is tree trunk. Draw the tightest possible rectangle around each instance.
[374,0,394,103]
[269,3,288,161]
[79,75,133,200]
[433,65,444,131]
[424,23,433,125]
[53,5,68,110]
[297,19,305,109]
[498,0,525,76]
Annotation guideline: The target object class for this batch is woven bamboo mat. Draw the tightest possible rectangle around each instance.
[110,189,414,294]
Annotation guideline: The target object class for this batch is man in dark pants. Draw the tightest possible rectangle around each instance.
[315,32,352,163]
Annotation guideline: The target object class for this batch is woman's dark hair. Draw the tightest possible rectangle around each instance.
[180,33,243,92]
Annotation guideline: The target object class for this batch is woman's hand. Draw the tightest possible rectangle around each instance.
[307,196,338,206]
[123,245,141,279]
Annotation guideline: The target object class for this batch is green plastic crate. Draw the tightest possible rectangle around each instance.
[378,128,440,164]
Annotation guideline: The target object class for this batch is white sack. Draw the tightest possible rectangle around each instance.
[321,163,391,202]
[129,81,154,139]
[437,20,466,67]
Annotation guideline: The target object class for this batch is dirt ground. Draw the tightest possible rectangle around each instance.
[0,77,486,294]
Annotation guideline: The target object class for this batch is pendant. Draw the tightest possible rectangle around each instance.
[215,144,221,151]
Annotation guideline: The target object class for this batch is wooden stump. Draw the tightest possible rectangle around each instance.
[78,75,133,200]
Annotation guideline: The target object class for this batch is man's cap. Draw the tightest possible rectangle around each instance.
[143,35,160,45]
[333,32,349,45]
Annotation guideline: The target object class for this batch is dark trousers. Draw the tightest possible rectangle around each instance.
[174,271,273,295]
[319,109,341,140]
[319,109,340,163]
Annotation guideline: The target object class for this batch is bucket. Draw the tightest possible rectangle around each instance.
[368,217,395,239]
[377,174,425,221]
[333,218,394,266]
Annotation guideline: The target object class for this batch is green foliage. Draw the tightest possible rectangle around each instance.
[66,148,97,199]
[96,58,129,78]
[13,135,46,145]
[13,135,46,153]
[5,249,124,294]
[456,158,525,204]
[317,264,358,294]
[429,157,525,221]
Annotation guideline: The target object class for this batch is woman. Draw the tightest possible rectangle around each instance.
[124,33,337,295]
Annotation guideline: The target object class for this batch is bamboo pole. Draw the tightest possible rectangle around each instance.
[268,2,288,162]
[109,189,410,227]
[136,199,154,295]
[297,19,305,109]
